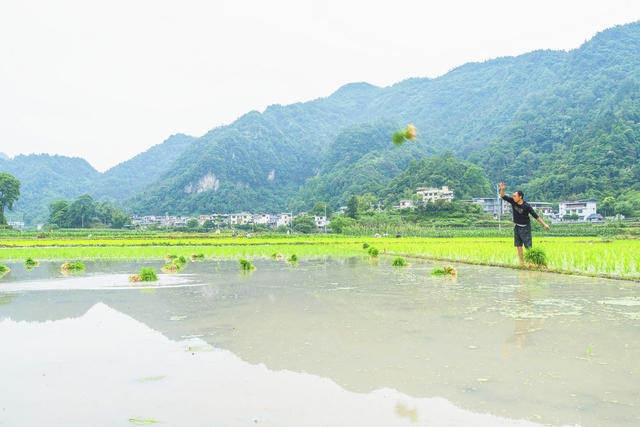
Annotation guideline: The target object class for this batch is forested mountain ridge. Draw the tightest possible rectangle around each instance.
[4,20,640,223]
[1,133,194,224]
[128,43,572,214]
[470,21,640,205]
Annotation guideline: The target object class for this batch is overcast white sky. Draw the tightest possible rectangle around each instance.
[1,0,640,171]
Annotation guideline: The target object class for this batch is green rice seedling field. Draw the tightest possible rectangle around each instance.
[0,235,638,280]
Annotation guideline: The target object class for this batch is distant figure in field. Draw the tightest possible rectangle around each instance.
[499,182,550,265]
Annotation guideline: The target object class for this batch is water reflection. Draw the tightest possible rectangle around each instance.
[0,258,639,426]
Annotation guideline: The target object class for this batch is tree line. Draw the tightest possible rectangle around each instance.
[48,195,130,229]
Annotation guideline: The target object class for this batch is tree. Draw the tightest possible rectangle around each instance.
[69,195,95,228]
[293,214,316,233]
[49,200,71,228]
[0,173,20,225]
[202,219,215,230]
[186,218,199,229]
[111,211,130,229]
[345,195,359,219]
[328,215,356,233]
[309,202,332,217]
[614,201,634,217]
[599,196,616,217]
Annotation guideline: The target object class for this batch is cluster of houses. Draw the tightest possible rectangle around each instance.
[130,187,608,230]
[394,186,603,222]
[131,212,330,229]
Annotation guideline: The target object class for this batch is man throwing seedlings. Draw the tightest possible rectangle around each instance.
[499,182,550,265]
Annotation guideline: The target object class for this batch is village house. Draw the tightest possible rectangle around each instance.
[416,186,454,203]
[558,200,597,220]
[313,215,329,228]
[229,212,252,225]
[392,200,414,210]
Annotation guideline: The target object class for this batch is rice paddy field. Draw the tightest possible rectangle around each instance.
[1,235,639,280]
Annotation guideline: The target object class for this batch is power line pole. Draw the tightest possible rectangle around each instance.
[496,184,501,233]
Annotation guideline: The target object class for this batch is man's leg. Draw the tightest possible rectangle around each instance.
[517,245,524,264]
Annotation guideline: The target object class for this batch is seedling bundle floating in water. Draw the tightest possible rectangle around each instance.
[391,257,409,267]
[392,125,417,147]
[129,267,158,282]
[61,262,85,272]
[239,258,256,270]
[431,265,457,276]
[24,257,39,267]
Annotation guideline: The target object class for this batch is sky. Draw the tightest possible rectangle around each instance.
[1,0,640,172]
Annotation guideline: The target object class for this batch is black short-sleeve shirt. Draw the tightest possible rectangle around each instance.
[502,195,539,225]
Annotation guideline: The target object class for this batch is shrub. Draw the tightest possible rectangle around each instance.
[524,247,548,267]
[391,257,408,267]
[239,258,255,270]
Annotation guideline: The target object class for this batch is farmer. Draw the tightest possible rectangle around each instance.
[499,182,550,265]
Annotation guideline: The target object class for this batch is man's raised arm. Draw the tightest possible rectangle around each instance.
[499,182,505,198]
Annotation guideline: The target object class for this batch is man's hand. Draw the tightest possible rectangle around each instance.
[499,182,505,190]
[544,223,550,231]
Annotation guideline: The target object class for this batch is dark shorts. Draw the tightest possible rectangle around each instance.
[514,224,532,248]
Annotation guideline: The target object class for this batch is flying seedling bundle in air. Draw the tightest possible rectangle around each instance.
[392,125,416,147]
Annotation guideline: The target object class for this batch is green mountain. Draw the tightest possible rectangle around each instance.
[5,21,640,221]
[0,134,194,225]
[129,46,570,214]
[0,154,100,225]
[470,21,640,205]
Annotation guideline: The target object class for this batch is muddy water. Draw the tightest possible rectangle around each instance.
[0,258,638,426]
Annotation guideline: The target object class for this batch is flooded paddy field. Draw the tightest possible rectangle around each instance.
[0,258,638,426]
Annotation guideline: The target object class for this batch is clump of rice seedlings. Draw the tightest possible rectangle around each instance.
[368,247,380,258]
[174,255,188,267]
[24,257,39,267]
[0,263,9,276]
[191,253,205,261]
[524,247,548,268]
[287,254,298,263]
[431,265,457,276]
[239,258,255,271]
[129,267,158,282]
[161,264,179,273]
[61,262,85,272]
[362,243,369,249]
[165,254,178,262]
[392,125,417,147]
[391,257,409,267]
[271,252,284,260]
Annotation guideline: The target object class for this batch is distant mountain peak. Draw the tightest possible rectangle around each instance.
[0,152,9,160]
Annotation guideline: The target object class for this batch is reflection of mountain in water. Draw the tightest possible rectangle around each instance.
[0,302,547,427]
[1,259,638,427]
